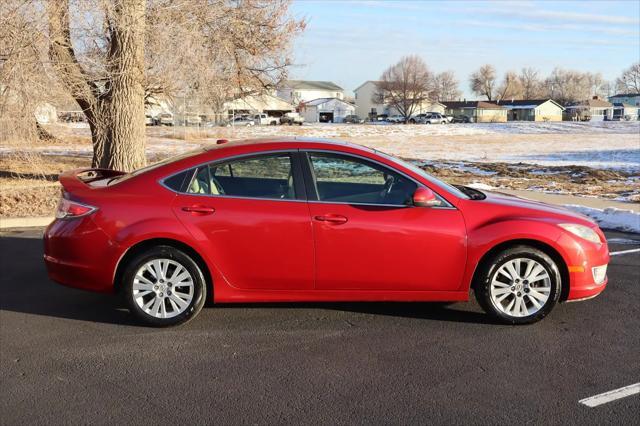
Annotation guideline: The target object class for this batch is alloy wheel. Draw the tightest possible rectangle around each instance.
[132,258,194,319]
[489,257,552,318]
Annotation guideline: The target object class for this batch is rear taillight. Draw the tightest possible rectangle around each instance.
[55,198,97,219]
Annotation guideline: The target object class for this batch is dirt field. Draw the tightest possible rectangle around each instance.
[1,122,638,218]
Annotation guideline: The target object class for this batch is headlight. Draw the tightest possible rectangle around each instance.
[558,223,601,243]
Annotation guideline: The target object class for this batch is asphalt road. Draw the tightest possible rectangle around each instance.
[1,229,638,425]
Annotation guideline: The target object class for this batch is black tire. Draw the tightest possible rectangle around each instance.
[474,246,561,325]
[121,246,207,327]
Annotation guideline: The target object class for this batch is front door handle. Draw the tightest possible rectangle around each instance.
[182,205,215,215]
[314,214,348,224]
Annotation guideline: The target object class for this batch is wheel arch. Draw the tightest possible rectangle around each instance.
[470,238,570,301]
[113,238,213,300]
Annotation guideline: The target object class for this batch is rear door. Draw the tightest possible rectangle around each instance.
[172,151,314,290]
[303,151,467,292]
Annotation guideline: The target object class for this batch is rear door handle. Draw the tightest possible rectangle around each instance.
[314,214,348,224]
[182,205,215,215]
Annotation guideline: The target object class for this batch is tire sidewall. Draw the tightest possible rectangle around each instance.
[477,247,561,324]
[122,246,206,327]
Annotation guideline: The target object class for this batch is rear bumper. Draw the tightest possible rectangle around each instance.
[43,217,119,293]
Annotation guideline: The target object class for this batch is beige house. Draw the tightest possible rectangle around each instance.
[224,93,293,117]
[277,80,344,105]
[498,99,564,122]
[564,97,613,121]
[442,101,507,123]
[353,80,445,120]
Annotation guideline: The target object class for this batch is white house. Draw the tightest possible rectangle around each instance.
[300,98,355,123]
[608,93,640,107]
[277,80,344,105]
[353,80,445,120]
[224,93,293,117]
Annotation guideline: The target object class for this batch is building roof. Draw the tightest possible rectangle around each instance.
[353,80,383,93]
[303,97,354,107]
[442,101,506,110]
[496,99,564,110]
[566,98,613,108]
[282,80,343,91]
[609,93,640,98]
[612,102,637,108]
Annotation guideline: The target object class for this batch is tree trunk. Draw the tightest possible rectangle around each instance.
[99,0,146,171]
[48,0,146,172]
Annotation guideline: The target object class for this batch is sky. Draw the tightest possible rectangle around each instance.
[289,0,640,97]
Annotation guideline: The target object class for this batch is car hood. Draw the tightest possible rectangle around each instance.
[478,190,596,225]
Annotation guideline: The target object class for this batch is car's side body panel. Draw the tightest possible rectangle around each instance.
[44,139,609,307]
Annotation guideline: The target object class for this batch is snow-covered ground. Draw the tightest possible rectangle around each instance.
[564,205,640,233]
[5,120,635,171]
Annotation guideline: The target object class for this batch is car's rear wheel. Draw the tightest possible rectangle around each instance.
[475,246,561,324]
[122,246,206,327]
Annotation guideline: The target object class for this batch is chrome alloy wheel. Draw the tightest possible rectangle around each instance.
[490,257,552,318]
[133,258,194,319]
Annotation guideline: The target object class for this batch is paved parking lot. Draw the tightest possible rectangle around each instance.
[1,228,638,424]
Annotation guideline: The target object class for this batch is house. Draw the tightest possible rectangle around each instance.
[442,101,507,123]
[224,93,293,117]
[563,97,613,121]
[277,80,344,105]
[300,98,355,123]
[353,80,445,120]
[497,99,564,122]
[611,103,639,121]
[608,93,640,107]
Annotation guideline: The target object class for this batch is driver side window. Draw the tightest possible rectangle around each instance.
[308,153,417,206]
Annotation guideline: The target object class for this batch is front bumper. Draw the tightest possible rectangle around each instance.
[557,232,610,301]
[43,217,119,293]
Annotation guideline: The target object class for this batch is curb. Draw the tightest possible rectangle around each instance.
[0,216,53,230]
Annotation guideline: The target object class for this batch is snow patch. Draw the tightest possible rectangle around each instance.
[467,182,495,190]
[563,205,640,233]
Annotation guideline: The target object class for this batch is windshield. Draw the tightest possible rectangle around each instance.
[108,148,205,185]
[374,150,470,200]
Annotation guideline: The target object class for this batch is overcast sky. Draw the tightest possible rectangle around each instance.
[290,0,640,97]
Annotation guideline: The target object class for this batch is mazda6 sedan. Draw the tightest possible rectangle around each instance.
[44,138,609,326]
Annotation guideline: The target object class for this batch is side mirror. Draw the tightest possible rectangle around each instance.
[413,187,442,208]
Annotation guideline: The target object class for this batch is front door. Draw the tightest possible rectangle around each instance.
[173,151,314,291]
[303,152,467,291]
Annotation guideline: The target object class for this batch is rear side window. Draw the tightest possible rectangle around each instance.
[186,153,296,200]
[163,170,191,192]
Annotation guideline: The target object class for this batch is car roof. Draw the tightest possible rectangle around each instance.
[204,137,375,154]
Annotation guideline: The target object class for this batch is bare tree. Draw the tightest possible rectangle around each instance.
[3,0,305,171]
[375,55,433,122]
[496,71,522,101]
[470,64,496,101]
[519,67,543,99]
[543,67,595,105]
[615,62,640,94]
[431,71,461,101]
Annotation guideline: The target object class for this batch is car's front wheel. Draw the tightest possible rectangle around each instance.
[122,246,207,327]
[475,246,561,324]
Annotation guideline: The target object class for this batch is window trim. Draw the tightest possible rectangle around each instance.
[300,150,454,209]
[159,150,307,203]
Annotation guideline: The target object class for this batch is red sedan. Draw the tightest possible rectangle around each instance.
[44,138,609,326]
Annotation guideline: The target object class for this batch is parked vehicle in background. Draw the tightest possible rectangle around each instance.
[409,114,429,124]
[343,115,365,124]
[185,114,202,126]
[226,116,255,127]
[386,114,405,123]
[159,113,174,126]
[253,113,279,126]
[376,114,388,122]
[279,112,305,126]
[452,115,472,123]
[44,138,610,327]
[145,114,154,126]
[424,112,448,124]
[442,114,454,123]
